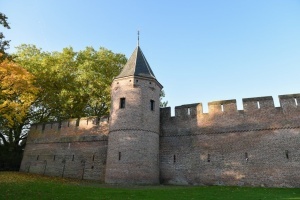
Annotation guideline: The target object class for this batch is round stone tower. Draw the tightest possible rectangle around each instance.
[105,44,163,184]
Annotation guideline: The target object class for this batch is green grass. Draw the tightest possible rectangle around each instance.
[1,172,300,200]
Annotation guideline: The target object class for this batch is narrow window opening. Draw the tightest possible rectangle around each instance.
[294,98,298,106]
[53,155,56,161]
[221,104,224,112]
[91,166,94,169]
[136,79,138,83]
[285,150,289,159]
[37,155,39,161]
[150,100,155,111]
[92,155,95,161]
[149,82,152,84]
[257,101,260,109]
[207,154,210,162]
[173,155,176,163]
[72,155,74,161]
[245,152,248,162]
[118,152,121,161]
[120,98,126,109]
[187,108,191,115]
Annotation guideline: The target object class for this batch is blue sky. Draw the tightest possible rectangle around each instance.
[2,0,300,114]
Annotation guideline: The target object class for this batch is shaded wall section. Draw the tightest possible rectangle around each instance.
[20,117,109,181]
[160,94,300,187]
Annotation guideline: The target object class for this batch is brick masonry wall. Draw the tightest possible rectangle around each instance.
[105,77,161,184]
[109,77,161,133]
[20,117,109,181]
[21,92,300,187]
[106,130,159,184]
[160,94,300,187]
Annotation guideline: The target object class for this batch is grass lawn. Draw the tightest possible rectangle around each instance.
[1,172,300,200]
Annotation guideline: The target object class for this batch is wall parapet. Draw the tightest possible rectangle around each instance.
[160,93,300,136]
[161,93,300,118]
[28,116,109,143]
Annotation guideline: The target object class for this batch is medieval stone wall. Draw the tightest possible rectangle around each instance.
[19,117,109,181]
[160,93,300,187]
[20,93,300,187]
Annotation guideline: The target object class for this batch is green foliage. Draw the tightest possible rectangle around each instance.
[1,172,300,200]
[14,44,127,122]
[0,12,11,60]
[160,89,168,107]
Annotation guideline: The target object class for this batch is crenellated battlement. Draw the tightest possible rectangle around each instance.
[160,93,300,136]
[28,116,109,143]
[161,93,300,118]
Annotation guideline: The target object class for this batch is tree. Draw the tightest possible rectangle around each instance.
[0,12,11,61]
[14,44,127,123]
[76,47,127,117]
[0,44,126,170]
[160,89,168,107]
[0,54,39,170]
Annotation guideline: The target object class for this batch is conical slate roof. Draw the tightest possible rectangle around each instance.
[116,46,156,79]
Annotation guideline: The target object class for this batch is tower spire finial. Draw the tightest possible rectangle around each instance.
[137,30,140,46]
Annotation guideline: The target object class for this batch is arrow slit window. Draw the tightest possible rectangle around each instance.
[120,98,126,109]
[150,100,155,111]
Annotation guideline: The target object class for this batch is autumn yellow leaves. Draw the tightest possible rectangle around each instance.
[0,53,39,128]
